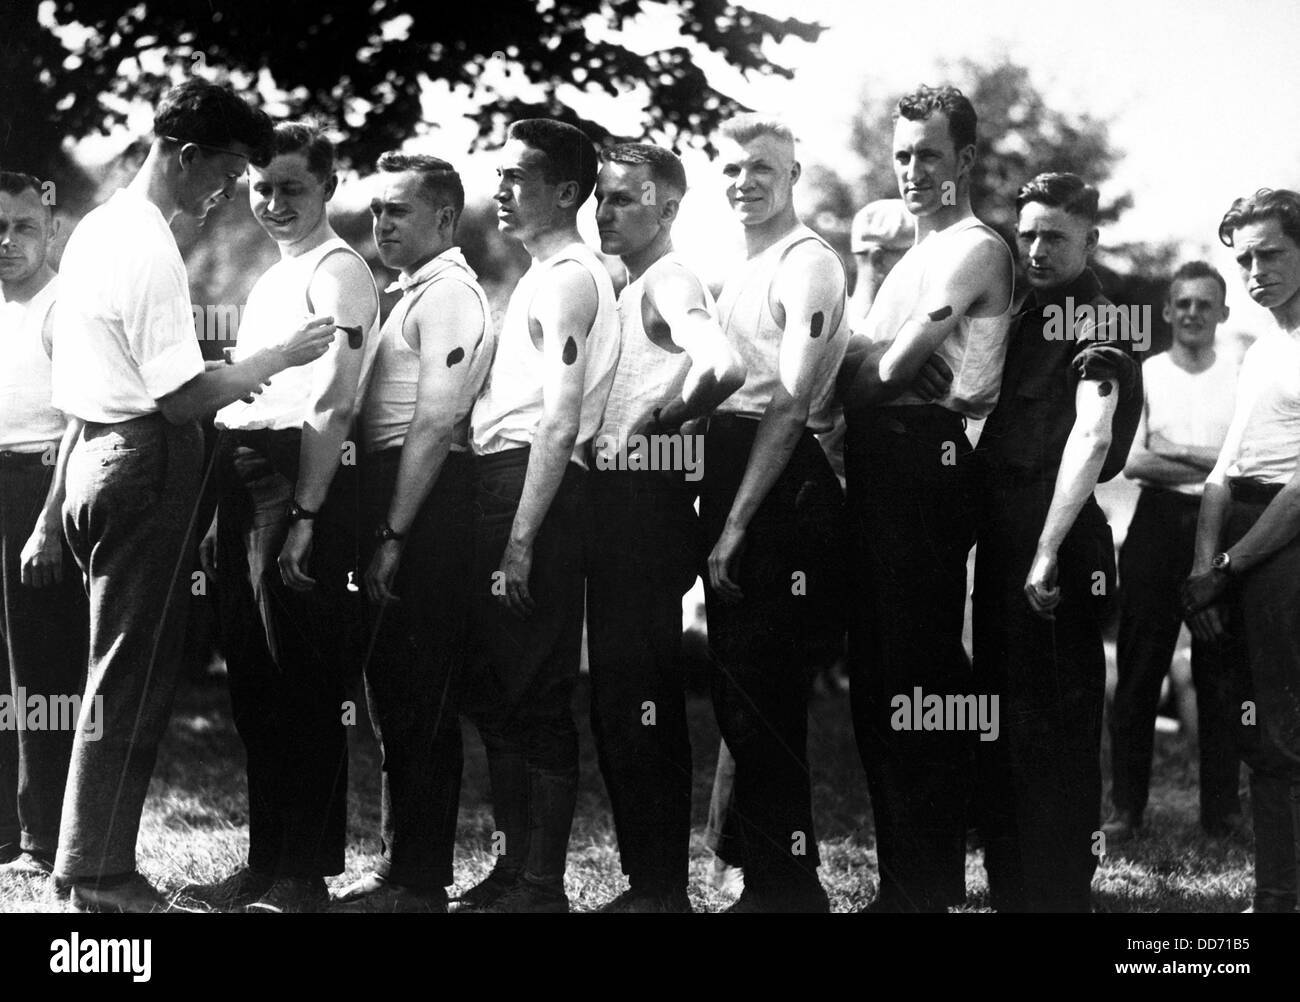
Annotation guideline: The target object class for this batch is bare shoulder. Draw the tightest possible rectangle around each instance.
[644,258,708,308]
[777,238,845,294]
[533,258,599,318]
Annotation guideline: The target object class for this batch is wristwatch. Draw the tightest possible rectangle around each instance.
[375,523,405,543]
[1211,551,1233,575]
[286,501,318,522]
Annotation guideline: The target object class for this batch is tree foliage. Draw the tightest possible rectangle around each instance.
[1,0,823,187]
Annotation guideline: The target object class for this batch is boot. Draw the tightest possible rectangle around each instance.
[521,765,578,902]
[457,747,530,909]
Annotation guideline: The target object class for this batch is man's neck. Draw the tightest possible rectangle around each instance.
[400,241,454,281]
[524,222,583,263]
[128,147,182,222]
[0,263,56,305]
[278,216,335,260]
[623,231,673,282]
[1271,289,1300,335]
[743,206,801,259]
[915,191,974,240]
[1169,340,1216,374]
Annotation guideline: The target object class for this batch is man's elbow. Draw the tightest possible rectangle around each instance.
[875,353,914,392]
[157,394,195,426]
[717,358,747,398]
[1080,427,1113,460]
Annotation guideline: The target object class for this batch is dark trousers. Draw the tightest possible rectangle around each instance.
[704,739,742,867]
[359,448,469,891]
[586,468,699,895]
[1110,487,1240,825]
[0,452,88,859]
[699,416,845,906]
[973,483,1113,912]
[57,415,204,881]
[844,405,974,912]
[462,448,586,884]
[1220,491,1300,911]
[214,428,362,878]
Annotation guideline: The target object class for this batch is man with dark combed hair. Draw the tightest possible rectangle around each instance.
[1183,188,1300,912]
[972,171,1143,912]
[50,82,336,912]
[0,171,88,880]
[838,82,1013,913]
[456,118,620,913]
[586,141,745,912]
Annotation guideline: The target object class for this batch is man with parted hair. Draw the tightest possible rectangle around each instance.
[837,83,1014,913]
[1107,260,1241,844]
[331,152,495,912]
[50,79,336,912]
[973,171,1142,912]
[0,171,88,879]
[587,142,745,912]
[701,113,848,912]
[1182,188,1300,912]
[457,118,620,913]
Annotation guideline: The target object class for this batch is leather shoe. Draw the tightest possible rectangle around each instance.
[70,873,168,913]
[333,872,448,913]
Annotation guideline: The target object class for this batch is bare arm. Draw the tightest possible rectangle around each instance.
[642,263,746,430]
[839,232,1010,409]
[20,416,84,588]
[1123,404,1206,486]
[498,261,596,619]
[708,242,844,602]
[157,318,339,425]
[1023,376,1119,618]
[365,281,484,605]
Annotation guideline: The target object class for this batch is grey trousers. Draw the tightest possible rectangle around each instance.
[56,414,204,882]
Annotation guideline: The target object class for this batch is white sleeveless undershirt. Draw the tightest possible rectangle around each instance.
[216,236,380,431]
[714,224,847,434]
[470,242,620,468]
[0,276,65,451]
[862,215,1013,418]
[362,247,495,454]
[595,252,715,457]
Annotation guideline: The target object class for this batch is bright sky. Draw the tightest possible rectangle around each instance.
[67,0,1300,329]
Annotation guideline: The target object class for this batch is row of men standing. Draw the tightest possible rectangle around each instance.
[3,75,1299,913]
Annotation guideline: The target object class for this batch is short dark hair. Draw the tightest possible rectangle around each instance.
[895,85,977,152]
[0,171,51,221]
[1016,172,1100,224]
[1168,260,1227,303]
[376,152,465,224]
[0,171,46,202]
[1218,188,1300,249]
[601,142,688,196]
[154,79,274,167]
[271,120,335,182]
[507,119,599,206]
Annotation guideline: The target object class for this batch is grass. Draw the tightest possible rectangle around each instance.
[0,660,1253,913]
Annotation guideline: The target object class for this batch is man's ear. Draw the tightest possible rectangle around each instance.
[1084,226,1100,256]
[1162,300,1174,326]
[790,160,802,186]
[556,179,580,209]
[440,205,456,236]
[957,143,976,179]
[324,172,338,202]
[178,143,202,171]
[660,193,681,226]
[1218,302,1231,325]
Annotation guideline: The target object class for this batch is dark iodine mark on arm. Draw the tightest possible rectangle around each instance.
[562,336,578,365]
[928,306,953,323]
[446,346,465,367]
[810,311,824,339]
